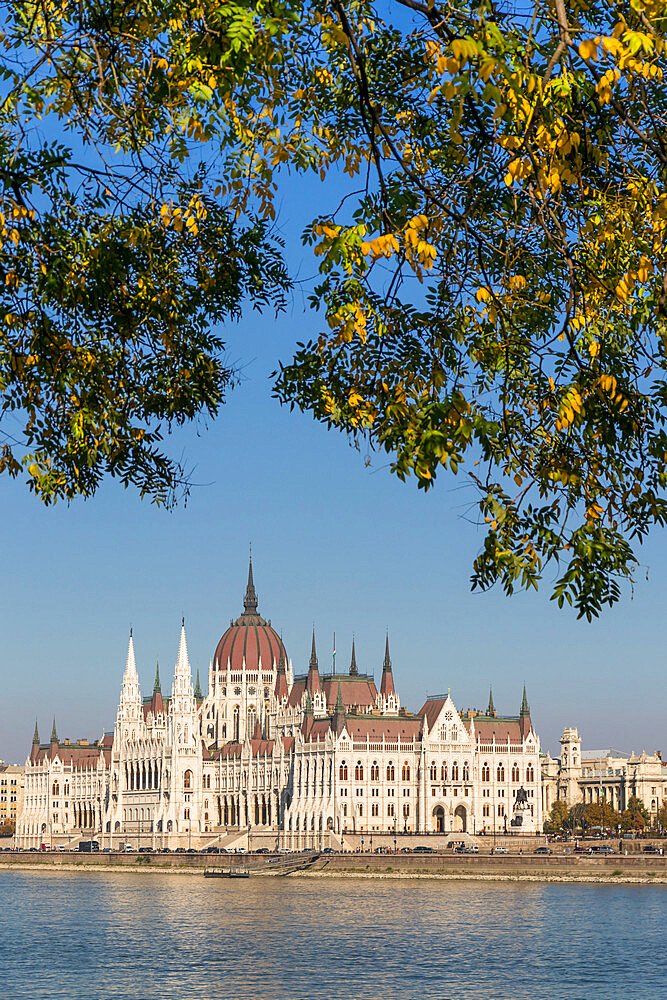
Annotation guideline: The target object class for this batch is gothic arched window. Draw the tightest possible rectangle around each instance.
[402,762,410,782]
[512,764,520,783]
[463,762,470,781]
[370,761,379,782]
[497,764,505,783]
[451,762,459,781]
[526,764,535,783]
[482,763,490,782]
[387,762,395,782]
[184,769,193,790]
[355,761,364,782]
[339,761,348,781]
[430,761,437,781]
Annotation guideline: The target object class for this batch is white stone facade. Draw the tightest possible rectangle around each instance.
[16,566,544,849]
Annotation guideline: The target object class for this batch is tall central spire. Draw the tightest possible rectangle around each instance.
[243,553,258,615]
[306,629,321,694]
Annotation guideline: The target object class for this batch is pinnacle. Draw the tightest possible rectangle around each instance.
[32,719,39,745]
[50,717,58,744]
[349,638,358,676]
[194,668,202,700]
[335,682,345,716]
[124,631,138,679]
[383,634,392,671]
[309,629,319,670]
[153,661,161,695]
[243,553,258,614]
[487,686,495,716]
[520,684,530,716]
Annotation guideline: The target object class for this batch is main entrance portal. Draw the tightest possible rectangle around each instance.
[433,806,445,833]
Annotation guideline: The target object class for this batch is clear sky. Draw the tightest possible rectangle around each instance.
[1,173,665,765]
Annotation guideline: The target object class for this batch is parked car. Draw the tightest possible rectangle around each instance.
[491,846,509,855]
[534,846,554,855]
[255,847,270,854]
[174,847,186,853]
[591,845,615,855]
[642,845,659,854]
[138,847,151,853]
[322,847,335,854]
[464,845,479,854]
[413,846,435,854]
[454,844,467,854]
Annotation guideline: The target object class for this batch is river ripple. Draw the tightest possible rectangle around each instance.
[0,872,665,1000]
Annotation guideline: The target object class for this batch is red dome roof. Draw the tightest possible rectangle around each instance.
[214,560,286,673]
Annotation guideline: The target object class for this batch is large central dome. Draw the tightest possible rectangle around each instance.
[213,559,286,673]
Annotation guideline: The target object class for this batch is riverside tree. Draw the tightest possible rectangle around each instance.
[4,0,667,618]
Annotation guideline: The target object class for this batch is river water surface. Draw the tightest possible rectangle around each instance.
[1,871,665,1000]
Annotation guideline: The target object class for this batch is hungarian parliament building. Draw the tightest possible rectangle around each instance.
[15,562,664,850]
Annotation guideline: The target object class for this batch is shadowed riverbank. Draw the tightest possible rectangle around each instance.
[1,849,665,884]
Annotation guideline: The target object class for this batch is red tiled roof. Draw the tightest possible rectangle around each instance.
[322,676,377,711]
[474,719,524,742]
[301,717,332,741]
[214,613,286,674]
[345,717,422,741]
[418,698,446,732]
[287,677,306,708]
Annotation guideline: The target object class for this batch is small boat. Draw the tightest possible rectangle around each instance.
[204,866,250,878]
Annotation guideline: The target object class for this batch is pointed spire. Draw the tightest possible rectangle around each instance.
[274,643,289,701]
[520,684,530,716]
[487,686,495,716]
[153,661,161,695]
[32,719,39,745]
[194,668,202,700]
[307,629,322,694]
[349,638,358,676]
[335,682,345,715]
[175,619,190,676]
[304,690,313,716]
[50,717,58,744]
[243,552,258,615]
[124,631,138,680]
[380,633,396,699]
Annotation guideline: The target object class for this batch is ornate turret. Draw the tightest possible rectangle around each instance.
[212,559,286,675]
[349,638,358,677]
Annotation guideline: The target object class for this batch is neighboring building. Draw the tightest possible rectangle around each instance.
[541,727,667,824]
[16,561,543,849]
[0,763,25,830]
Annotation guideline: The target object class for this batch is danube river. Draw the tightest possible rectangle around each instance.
[1,872,665,999]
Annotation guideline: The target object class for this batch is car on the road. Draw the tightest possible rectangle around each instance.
[322,847,335,854]
[255,847,270,854]
[464,844,479,854]
[174,847,186,853]
[591,845,615,855]
[642,845,659,854]
[413,845,435,854]
[534,846,554,855]
[491,846,509,855]
[138,847,151,853]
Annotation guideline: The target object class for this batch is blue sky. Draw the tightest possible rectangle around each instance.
[2,293,666,764]
[1,165,665,765]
